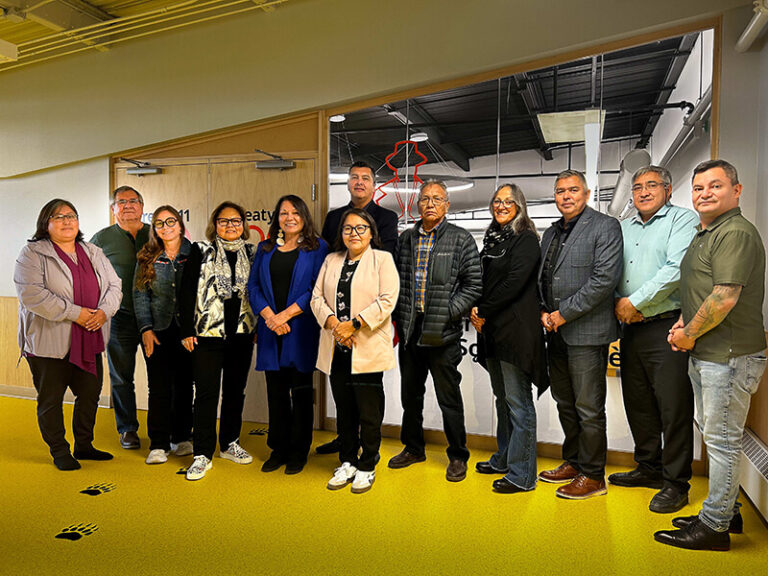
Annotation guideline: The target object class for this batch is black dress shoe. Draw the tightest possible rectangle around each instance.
[446,459,467,482]
[53,454,81,471]
[388,449,427,469]
[284,460,306,475]
[492,477,526,493]
[476,461,507,475]
[649,487,688,514]
[120,431,140,450]
[607,467,663,488]
[673,512,743,534]
[73,446,114,461]
[654,518,730,551]
[315,437,341,455]
[261,454,286,472]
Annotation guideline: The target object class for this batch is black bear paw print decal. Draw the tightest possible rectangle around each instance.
[55,523,99,541]
[80,482,115,496]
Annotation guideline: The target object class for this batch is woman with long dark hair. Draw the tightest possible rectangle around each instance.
[470,183,549,493]
[311,208,399,493]
[248,195,328,474]
[14,199,122,470]
[180,201,257,481]
[134,205,194,465]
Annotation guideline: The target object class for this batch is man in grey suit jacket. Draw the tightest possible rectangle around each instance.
[537,169,623,499]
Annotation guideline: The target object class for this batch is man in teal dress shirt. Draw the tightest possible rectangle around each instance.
[609,165,698,514]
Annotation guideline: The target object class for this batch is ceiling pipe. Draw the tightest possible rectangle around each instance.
[658,85,712,167]
[607,148,651,217]
[736,0,768,53]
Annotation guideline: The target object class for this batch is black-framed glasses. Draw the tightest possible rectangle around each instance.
[492,198,517,208]
[154,217,179,229]
[418,196,447,206]
[216,218,244,227]
[49,213,78,223]
[341,224,370,236]
[631,181,665,193]
[115,198,142,206]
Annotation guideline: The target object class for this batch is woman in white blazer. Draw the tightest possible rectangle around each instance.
[311,208,399,493]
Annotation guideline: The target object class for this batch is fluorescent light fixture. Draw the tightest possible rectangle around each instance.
[380,179,474,194]
[329,114,346,123]
[410,132,429,142]
[0,38,18,63]
[537,109,606,144]
[387,110,411,125]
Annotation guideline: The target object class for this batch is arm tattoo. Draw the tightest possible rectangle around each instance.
[683,284,742,340]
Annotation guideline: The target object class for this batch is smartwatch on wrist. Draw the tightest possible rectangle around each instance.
[351,317,361,331]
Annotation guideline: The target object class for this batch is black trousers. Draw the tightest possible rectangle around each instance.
[399,323,469,462]
[143,323,194,451]
[192,334,254,459]
[26,354,103,459]
[330,351,384,472]
[547,332,608,479]
[264,367,314,464]
[620,317,694,491]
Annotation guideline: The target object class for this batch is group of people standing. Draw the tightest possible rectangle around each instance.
[13,157,765,552]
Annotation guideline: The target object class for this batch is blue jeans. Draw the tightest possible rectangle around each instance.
[689,353,766,532]
[108,309,141,434]
[487,357,537,490]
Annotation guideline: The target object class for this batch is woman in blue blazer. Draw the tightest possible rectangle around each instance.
[248,195,328,474]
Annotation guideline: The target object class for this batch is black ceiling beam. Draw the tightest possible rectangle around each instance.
[512,74,553,160]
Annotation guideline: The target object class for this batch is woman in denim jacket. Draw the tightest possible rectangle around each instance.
[134,205,193,465]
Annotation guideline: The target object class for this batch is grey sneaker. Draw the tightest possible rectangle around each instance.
[220,441,253,464]
[145,449,168,465]
[186,455,212,481]
[171,441,194,457]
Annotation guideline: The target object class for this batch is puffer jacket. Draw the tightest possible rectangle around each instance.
[394,219,482,347]
[14,239,123,358]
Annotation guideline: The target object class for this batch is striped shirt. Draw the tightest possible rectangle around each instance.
[415,222,439,312]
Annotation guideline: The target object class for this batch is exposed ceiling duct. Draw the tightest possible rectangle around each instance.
[736,0,768,53]
[606,148,651,218]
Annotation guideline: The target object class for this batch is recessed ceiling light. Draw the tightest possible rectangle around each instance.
[329,114,346,123]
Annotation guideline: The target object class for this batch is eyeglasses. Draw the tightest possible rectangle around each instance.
[631,181,665,193]
[154,217,179,229]
[492,198,517,208]
[341,224,370,236]
[50,213,78,223]
[115,198,142,207]
[418,196,447,206]
[216,218,244,227]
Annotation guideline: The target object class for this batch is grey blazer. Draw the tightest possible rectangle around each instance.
[538,206,623,346]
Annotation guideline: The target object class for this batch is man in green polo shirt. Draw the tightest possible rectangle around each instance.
[90,186,150,450]
[655,159,766,551]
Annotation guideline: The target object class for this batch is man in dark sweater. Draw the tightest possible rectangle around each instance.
[90,186,150,450]
[315,161,400,455]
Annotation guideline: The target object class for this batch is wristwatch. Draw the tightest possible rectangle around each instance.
[352,317,361,331]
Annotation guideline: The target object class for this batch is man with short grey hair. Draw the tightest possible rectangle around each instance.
[609,165,698,513]
[389,179,482,482]
[91,186,151,450]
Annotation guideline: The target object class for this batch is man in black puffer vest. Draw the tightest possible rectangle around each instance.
[389,179,482,482]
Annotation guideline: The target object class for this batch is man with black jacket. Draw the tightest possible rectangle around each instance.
[388,179,482,482]
[316,160,399,455]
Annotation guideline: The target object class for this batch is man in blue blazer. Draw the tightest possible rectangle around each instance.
[537,169,623,499]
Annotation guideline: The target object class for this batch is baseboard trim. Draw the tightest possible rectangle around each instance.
[1,385,110,408]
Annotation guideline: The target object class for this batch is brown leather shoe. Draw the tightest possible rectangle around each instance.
[556,475,607,499]
[387,449,426,469]
[538,462,579,484]
[446,459,467,482]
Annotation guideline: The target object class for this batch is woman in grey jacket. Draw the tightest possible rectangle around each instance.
[14,199,122,471]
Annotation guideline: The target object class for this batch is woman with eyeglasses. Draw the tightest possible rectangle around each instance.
[134,205,194,465]
[14,199,122,470]
[248,195,328,475]
[469,184,549,493]
[179,201,257,481]
[311,208,399,493]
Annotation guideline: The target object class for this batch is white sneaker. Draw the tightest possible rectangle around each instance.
[351,470,375,493]
[327,462,357,490]
[220,441,253,464]
[145,449,168,465]
[186,455,212,480]
[171,441,193,457]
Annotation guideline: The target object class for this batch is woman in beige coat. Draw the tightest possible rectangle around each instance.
[311,208,399,493]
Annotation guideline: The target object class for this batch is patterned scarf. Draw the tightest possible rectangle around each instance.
[481,223,516,257]
[214,236,249,299]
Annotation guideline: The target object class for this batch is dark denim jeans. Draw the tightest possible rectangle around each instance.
[108,309,141,434]
[547,332,608,480]
[486,357,537,490]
